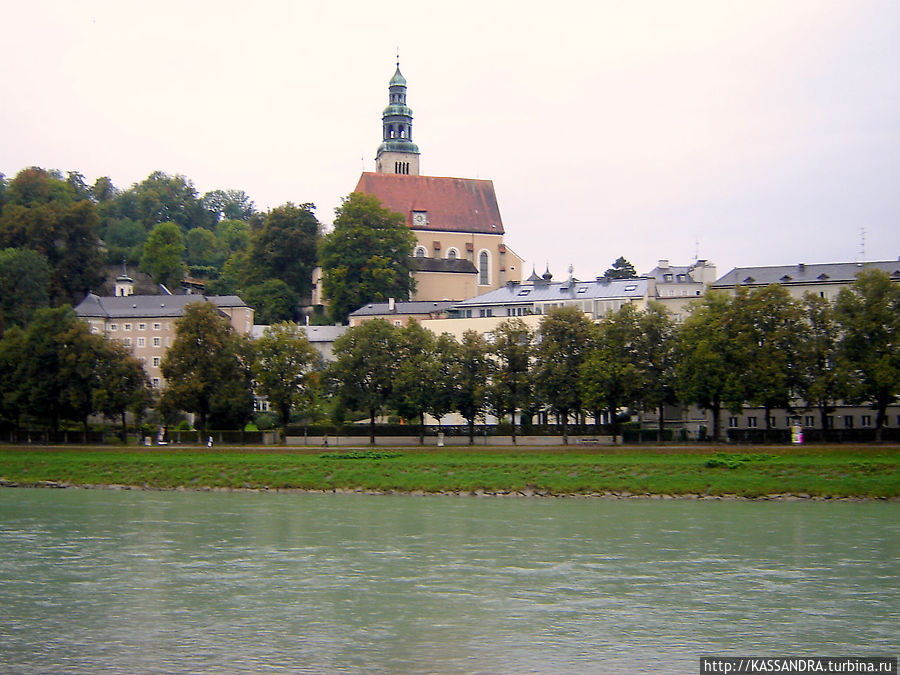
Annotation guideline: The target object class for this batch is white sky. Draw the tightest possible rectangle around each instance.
[3,0,898,279]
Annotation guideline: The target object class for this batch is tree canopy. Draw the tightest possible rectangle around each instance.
[319,192,417,323]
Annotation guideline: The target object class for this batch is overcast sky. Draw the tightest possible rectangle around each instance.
[4,0,898,279]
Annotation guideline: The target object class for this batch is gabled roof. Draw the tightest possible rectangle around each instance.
[354,172,505,235]
[714,261,900,287]
[74,293,249,319]
[454,277,651,308]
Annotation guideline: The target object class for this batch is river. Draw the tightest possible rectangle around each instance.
[0,489,897,673]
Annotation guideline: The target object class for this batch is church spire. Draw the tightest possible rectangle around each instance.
[375,59,420,175]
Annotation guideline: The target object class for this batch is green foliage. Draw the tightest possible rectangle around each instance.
[489,319,534,442]
[320,192,417,323]
[242,279,299,324]
[160,302,253,435]
[243,203,319,298]
[321,451,401,460]
[103,217,147,265]
[0,248,51,332]
[604,256,637,279]
[534,306,595,441]
[215,219,250,254]
[329,319,403,443]
[185,227,223,267]
[580,305,644,443]
[451,330,491,444]
[834,269,900,438]
[253,322,319,437]
[202,189,255,223]
[140,221,185,288]
[799,292,840,430]
[0,168,104,304]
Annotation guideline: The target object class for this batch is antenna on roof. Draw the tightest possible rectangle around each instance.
[694,236,700,262]
[859,226,866,262]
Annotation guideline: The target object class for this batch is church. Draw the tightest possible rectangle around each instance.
[353,64,524,302]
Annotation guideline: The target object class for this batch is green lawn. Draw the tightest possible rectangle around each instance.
[0,445,897,498]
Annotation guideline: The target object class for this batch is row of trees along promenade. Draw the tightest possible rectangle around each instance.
[0,268,897,444]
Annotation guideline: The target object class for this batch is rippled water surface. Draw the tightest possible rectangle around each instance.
[0,489,897,673]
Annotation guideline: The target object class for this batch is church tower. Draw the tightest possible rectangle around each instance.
[375,63,420,176]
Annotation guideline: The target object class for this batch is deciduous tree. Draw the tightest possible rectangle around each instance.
[320,192,416,324]
[834,269,900,441]
[140,221,185,289]
[328,319,402,444]
[253,322,319,440]
[0,248,51,333]
[533,306,595,443]
[451,330,491,445]
[161,302,252,436]
[489,319,533,444]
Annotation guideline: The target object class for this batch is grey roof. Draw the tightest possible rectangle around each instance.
[645,264,701,283]
[454,277,651,307]
[74,293,249,319]
[251,324,348,342]
[410,258,478,274]
[349,300,458,317]
[713,260,900,288]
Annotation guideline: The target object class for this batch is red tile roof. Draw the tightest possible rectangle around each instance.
[354,172,505,235]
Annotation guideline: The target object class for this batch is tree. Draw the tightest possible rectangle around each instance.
[489,319,533,444]
[580,304,644,443]
[127,171,212,231]
[799,292,841,432]
[253,322,319,440]
[736,285,808,440]
[675,292,746,442]
[320,192,417,323]
[242,279,299,325]
[392,321,442,444]
[634,302,678,442]
[451,330,491,445]
[185,226,223,267]
[56,321,111,440]
[161,302,252,437]
[328,319,402,444]
[604,256,637,279]
[0,168,103,304]
[202,189,255,223]
[533,306,595,443]
[244,203,319,299]
[93,339,152,442]
[0,248,51,333]
[834,269,900,441]
[103,218,147,265]
[140,221,185,289]
[216,219,250,255]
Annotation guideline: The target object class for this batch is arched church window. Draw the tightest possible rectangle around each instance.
[479,251,490,285]
[447,248,458,261]
[415,246,427,258]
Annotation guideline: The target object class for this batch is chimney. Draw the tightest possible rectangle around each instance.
[658,259,670,269]
[388,297,396,312]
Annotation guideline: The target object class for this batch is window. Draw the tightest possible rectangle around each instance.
[623,284,637,292]
[479,251,489,285]
[137,337,146,347]
[479,309,493,317]
[152,357,160,367]
[153,337,161,347]
[123,337,132,347]
[109,324,118,331]
[663,274,673,282]
[517,289,531,296]
[138,323,146,330]
[746,417,757,428]
[124,323,132,331]
[153,323,161,330]
[414,246,426,258]
[577,287,587,294]
[728,417,738,428]
[152,378,160,388]
[769,416,776,428]
[804,416,815,427]
[843,415,854,428]
[826,416,834,429]
[861,415,872,427]
[447,248,458,261]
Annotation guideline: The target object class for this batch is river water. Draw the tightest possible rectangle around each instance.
[0,489,897,674]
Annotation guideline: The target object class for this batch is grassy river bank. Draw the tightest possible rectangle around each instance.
[1,444,898,499]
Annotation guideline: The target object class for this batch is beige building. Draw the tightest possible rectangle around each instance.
[75,288,253,389]
[643,259,717,321]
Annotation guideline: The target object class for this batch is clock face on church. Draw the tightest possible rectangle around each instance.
[412,211,427,226]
